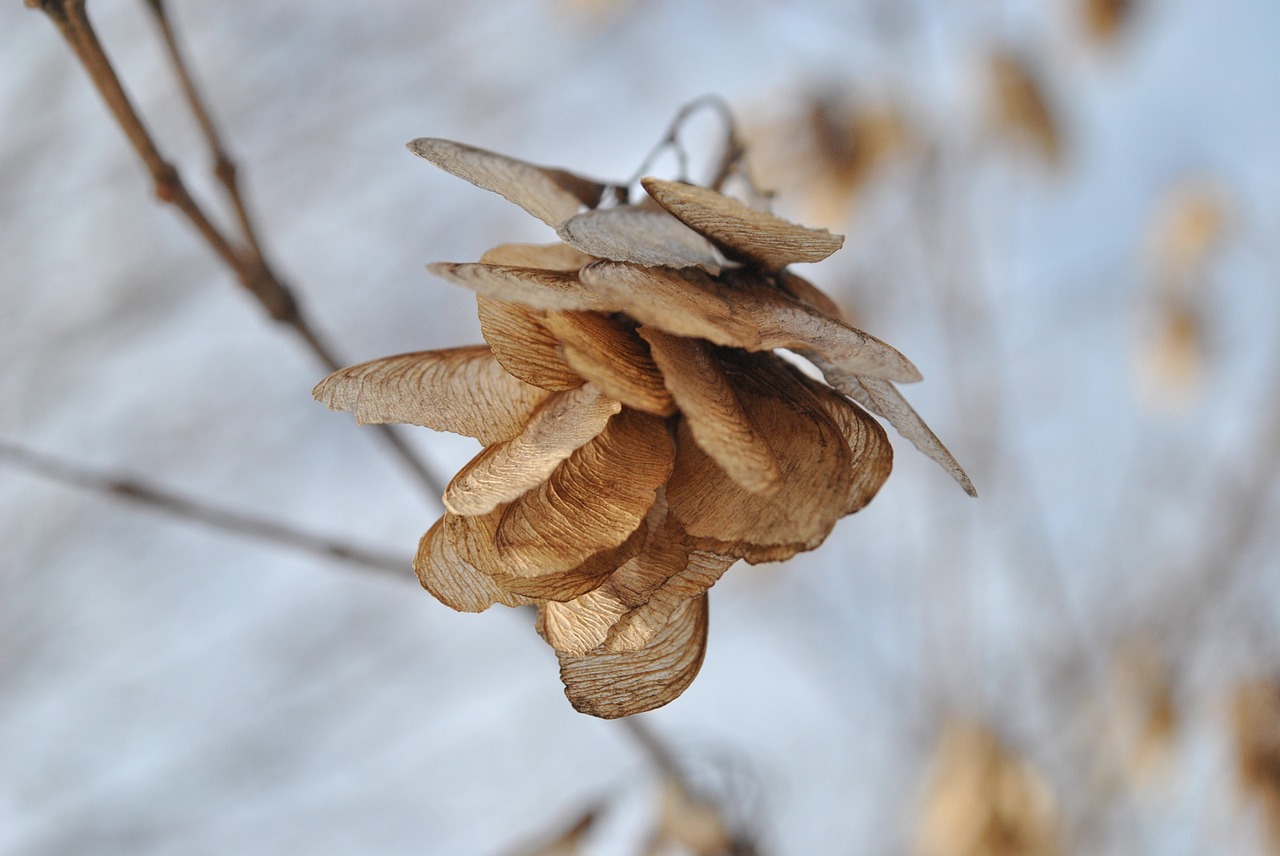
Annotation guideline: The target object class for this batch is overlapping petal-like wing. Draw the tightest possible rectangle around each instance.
[408,138,606,227]
[312,346,547,446]
[813,355,976,497]
[664,351,859,563]
[480,242,596,271]
[558,205,722,274]
[489,521,648,602]
[578,262,922,383]
[444,385,621,516]
[769,270,974,496]
[431,263,613,313]
[557,594,710,719]
[640,327,782,494]
[495,409,673,577]
[476,297,583,390]
[643,177,844,270]
[801,372,895,515]
[540,497,723,656]
[544,312,675,416]
[414,511,534,613]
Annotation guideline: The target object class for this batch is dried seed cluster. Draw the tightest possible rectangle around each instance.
[315,135,972,718]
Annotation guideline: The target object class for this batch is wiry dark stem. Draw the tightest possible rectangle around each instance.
[27,0,446,502]
[1,441,408,576]
[141,0,266,261]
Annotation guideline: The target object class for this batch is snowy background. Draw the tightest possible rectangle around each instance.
[3,1,1279,853]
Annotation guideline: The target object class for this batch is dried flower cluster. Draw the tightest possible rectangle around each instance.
[745,90,914,228]
[1232,679,1280,849]
[315,129,972,717]
[989,52,1063,167]
[916,723,1061,856]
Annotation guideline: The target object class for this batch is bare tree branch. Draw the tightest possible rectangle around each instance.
[1,440,408,576]
[26,0,446,502]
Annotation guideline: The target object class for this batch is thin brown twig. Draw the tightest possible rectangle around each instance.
[141,0,266,260]
[27,0,446,501]
[1,440,408,576]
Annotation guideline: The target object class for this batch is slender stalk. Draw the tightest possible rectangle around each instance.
[142,0,266,260]
[1,441,407,576]
[27,0,446,501]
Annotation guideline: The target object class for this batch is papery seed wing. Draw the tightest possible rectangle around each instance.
[643,177,844,270]
[801,371,895,514]
[543,590,628,656]
[602,511,735,654]
[496,409,673,577]
[490,521,648,603]
[480,242,596,271]
[578,262,921,383]
[544,312,675,416]
[444,385,622,516]
[407,138,607,227]
[815,356,976,497]
[776,270,847,322]
[664,351,859,560]
[557,595,709,719]
[414,511,533,612]
[312,346,548,446]
[639,327,782,494]
[476,297,583,390]
[558,205,722,274]
[431,263,616,313]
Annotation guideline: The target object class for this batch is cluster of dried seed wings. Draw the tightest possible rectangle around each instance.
[314,136,973,718]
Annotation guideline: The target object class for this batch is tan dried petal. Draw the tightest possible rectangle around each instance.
[542,590,628,656]
[444,385,622,516]
[431,262,614,313]
[414,511,533,613]
[804,372,895,515]
[604,544,734,653]
[480,242,596,271]
[489,517,649,602]
[539,498,733,654]
[543,312,675,416]
[768,272,973,497]
[1083,0,1133,43]
[815,356,976,497]
[1232,679,1280,849]
[916,722,1062,856]
[496,409,673,577]
[990,53,1062,166]
[312,346,548,446]
[665,351,859,561]
[476,297,583,390]
[639,327,782,494]
[407,138,606,227]
[776,270,847,322]
[642,177,844,270]
[557,594,709,719]
[557,205,723,274]
[579,262,921,383]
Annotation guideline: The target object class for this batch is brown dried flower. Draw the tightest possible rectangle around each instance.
[915,722,1061,856]
[1231,678,1280,849]
[1082,0,1135,45]
[745,90,915,227]
[315,126,972,718]
[989,52,1063,167]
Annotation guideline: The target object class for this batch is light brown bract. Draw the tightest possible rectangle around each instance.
[314,135,972,718]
